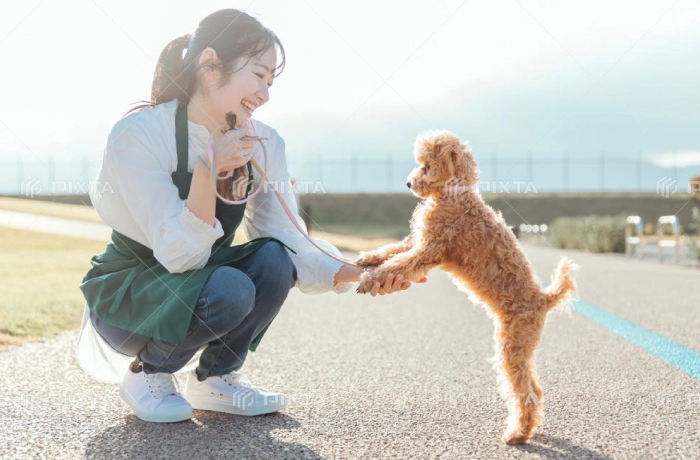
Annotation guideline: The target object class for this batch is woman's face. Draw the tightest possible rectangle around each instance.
[208,46,277,129]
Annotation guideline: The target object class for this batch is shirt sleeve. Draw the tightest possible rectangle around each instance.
[92,114,224,274]
[242,128,354,294]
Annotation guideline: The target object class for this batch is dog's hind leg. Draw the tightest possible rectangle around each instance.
[492,313,546,444]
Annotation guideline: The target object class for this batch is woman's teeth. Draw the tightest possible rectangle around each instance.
[242,100,255,111]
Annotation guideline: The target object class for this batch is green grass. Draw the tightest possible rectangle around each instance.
[548,214,627,253]
[300,193,417,239]
[0,227,107,349]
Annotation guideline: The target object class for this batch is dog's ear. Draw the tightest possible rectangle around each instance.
[444,147,456,177]
[463,147,480,184]
[449,149,460,176]
[434,137,458,178]
[450,143,480,184]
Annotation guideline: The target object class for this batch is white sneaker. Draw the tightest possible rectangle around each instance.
[119,361,192,423]
[184,371,287,416]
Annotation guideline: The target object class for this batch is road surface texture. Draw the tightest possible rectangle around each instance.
[1,239,699,459]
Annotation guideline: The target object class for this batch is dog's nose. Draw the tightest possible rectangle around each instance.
[406,181,411,189]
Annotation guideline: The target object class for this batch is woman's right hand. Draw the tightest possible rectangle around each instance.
[202,129,256,175]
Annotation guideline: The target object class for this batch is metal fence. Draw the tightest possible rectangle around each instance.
[289,153,697,194]
[1,152,697,196]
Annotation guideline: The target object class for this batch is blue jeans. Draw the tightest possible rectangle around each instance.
[91,241,296,381]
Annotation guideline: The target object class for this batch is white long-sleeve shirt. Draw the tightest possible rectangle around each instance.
[91,99,351,294]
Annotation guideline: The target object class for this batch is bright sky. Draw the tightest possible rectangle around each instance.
[1,0,699,165]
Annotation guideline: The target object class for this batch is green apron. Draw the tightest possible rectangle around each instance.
[80,105,285,350]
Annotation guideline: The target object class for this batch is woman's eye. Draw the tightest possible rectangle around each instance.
[254,72,264,80]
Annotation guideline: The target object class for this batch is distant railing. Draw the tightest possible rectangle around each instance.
[1,153,699,195]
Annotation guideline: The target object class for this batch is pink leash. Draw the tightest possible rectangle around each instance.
[204,126,364,269]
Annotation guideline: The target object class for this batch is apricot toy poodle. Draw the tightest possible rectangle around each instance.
[355,131,577,444]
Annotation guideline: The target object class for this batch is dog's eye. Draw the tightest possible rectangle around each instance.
[423,164,430,171]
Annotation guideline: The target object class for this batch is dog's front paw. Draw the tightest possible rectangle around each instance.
[354,251,386,268]
[356,271,382,294]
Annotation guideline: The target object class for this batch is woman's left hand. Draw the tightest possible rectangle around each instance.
[335,264,427,296]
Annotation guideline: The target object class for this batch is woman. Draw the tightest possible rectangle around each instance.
[78,9,417,424]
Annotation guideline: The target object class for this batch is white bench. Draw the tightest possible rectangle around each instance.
[656,215,680,263]
[625,216,644,258]
[625,215,680,263]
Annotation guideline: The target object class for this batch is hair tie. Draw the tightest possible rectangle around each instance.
[182,33,195,64]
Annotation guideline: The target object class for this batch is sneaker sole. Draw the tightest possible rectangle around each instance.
[186,394,286,416]
[119,386,192,423]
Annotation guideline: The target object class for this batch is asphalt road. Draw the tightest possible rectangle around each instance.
[1,243,699,459]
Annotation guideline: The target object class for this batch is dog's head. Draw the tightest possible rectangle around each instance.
[406,130,479,199]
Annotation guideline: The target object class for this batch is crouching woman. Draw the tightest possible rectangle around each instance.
[78,9,415,423]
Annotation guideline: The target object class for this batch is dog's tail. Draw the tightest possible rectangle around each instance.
[543,256,578,311]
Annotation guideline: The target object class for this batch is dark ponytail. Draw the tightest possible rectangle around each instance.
[151,34,194,106]
[129,9,285,113]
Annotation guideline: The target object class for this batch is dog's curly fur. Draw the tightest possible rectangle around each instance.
[355,131,578,444]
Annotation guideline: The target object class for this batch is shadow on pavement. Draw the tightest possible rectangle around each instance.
[85,411,323,459]
[513,433,612,459]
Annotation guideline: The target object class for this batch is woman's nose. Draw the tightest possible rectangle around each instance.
[257,84,269,105]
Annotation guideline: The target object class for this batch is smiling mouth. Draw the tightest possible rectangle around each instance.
[241,100,256,113]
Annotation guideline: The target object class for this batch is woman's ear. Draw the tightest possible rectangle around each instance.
[199,47,220,83]
[199,47,219,66]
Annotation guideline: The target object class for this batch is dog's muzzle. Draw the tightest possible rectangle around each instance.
[406,181,412,189]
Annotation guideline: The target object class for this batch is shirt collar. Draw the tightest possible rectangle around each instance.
[187,120,210,146]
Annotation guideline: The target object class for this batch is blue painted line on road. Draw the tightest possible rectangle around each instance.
[571,299,700,381]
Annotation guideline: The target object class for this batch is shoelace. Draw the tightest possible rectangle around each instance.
[146,373,180,399]
[220,372,260,408]
[221,371,252,389]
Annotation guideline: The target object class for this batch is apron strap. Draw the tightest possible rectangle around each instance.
[175,104,189,173]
